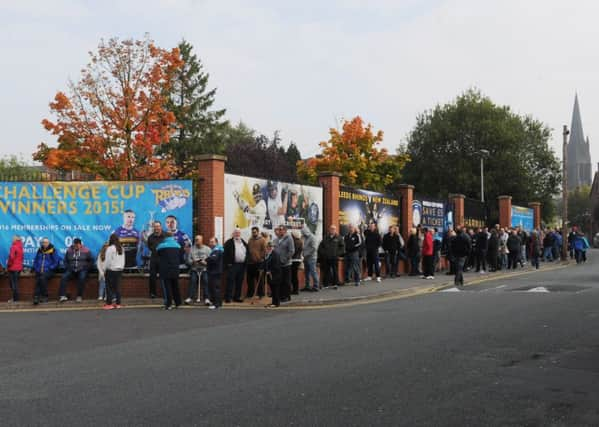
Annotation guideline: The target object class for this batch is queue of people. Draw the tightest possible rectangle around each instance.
[3,221,590,308]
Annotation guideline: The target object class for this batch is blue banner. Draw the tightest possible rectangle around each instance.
[412,199,446,230]
[511,205,534,231]
[0,181,193,269]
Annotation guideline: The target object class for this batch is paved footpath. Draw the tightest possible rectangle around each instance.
[1,260,572,312]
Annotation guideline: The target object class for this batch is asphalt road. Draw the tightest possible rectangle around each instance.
[1,256,598,426]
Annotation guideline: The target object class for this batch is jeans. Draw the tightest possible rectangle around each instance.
[409,254,421,276]
[455,257,466,286]
[531,253,540,269]
[346,251,361,284]
[98,276,106,299]
[59,269,88,298]
[8,271,20,301]
[385,251,399,277]
[366,250,380,278]
[226,263,245,301]
[543,247,553,261]
[423,255,434,277]
[500,253,508,270]
[508,253,519,269]
[208,274,221,307]
[322,257,339,287]
[105,270,122,304]
[476,250,487,272]
[291,261,301,293]
[188,270,208,300]
[35,271,53,298]
[304,258,319,289]
[148,258,159,296]
[281,265,291,300]
[163,277,181,307]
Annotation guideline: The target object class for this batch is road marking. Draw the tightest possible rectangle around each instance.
[527,287,550,293]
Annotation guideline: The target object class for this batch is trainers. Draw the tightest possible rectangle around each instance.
[363,277,372,282]
[376,277,381,283]
[103,304,114,310]
[426,276,435,280]
[184,298,193,305]
[204,299,211,306]
[76,296,83,302]
[208,304,217,310]
[59,296,68,302]
[97,296,104,301]
[196,298,202,303]
[114,304,122,309]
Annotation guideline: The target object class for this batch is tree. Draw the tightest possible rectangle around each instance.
[401,89,561,221]
[556,185,592,231]
[161,40,227,177]
[33,35,183,180]
[297,116,410,192]
[224,124,301,182]
[0,155,42,180]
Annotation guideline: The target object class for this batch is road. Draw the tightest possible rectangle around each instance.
[1,256,598,426]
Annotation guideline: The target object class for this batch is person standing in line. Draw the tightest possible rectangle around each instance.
[382,226,396,278]
[96,243,109,301]
[156,232,182,310]
[290,230,303,295]
[32,237,61,305]
[475,228,489,274]
[6,235,23,303]
[421,227,435,279]
[58,238,93,302]
[273,225,294,302]
[432,228,443,273]
[498,228,509,270]
[317,225,345,289]
[147,221,165,299]
[246,226,267,299]
[344,224,363,286]
[205,237,223,309]
[223,228,248,303]
[529,231,541,269]
[184,235,211,305]
[507,230,522,269]
[301,225,319,292]
[363,223,382,282]
[568,227,577,259]
[445,229,457,276]
[101,233,125,310]
[264,241,282,308]
[451,226,471,288]
[487,229,499,272]
[406,228,421,276]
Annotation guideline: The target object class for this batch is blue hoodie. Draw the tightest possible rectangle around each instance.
[207,244,224,276]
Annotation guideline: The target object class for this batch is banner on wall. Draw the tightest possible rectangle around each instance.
[511,205,534,231]
[0,180,193,269]
[338,186,400,235]
[224,174,323,242]
[412,198,446,230]
[464,198,487,229]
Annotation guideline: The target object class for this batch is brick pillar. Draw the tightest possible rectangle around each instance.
[498,195,512,229]
[197,154,226,243]
[318,172,341,233]
[398,184,414,240]
[449,194,465,228]
[528,202,541,230]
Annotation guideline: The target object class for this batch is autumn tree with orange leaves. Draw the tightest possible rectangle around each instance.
[34,35,183,180]
[297,116,410,193]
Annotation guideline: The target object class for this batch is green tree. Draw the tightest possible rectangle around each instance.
[401,89,561,221]
[0,155,41,180]
[163,40,227,177]
[556,185,592,231]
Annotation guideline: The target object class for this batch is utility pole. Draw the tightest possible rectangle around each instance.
[562,125,569,261]
[479,149,489,203]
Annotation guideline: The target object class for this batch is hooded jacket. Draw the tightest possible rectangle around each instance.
[157,236,182,279]
[301,226,317,262]
[422,232,434,257]
[64,244,93,272]
[207,244,224,276]
[33,244,61,274]
[7,239,24,272]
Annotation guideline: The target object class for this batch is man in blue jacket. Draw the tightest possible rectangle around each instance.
[33,237,61,305]
[206,237,224,309]
[156,233,182,309]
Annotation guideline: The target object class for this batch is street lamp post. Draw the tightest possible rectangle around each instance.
[479,149,490,203]
[562,125,570,261]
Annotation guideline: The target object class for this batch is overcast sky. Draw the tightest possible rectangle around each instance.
[1,0,597,170]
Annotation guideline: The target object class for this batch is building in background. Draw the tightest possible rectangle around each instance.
[567,94,592,190]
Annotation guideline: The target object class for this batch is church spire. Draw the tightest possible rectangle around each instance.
[570,93,585,146]
[567,93,592,189]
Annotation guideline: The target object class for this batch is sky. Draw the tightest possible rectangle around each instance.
[1,0,598,170]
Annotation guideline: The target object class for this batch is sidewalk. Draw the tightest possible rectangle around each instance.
[1,261,571,312]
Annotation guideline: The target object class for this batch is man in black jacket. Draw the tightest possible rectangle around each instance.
[223,228,248,303]
[344,224,362,286]
[450,226,471,287]
[265,241,282,307]
[475,228,489,274]
[382,225,403,278]
[364,223,382,282]
[147,221,165,299]
[157,233,182,309]
[206,237,223,309]
[317,225,345,289]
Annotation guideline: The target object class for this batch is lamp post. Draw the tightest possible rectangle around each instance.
[562,125,569,261]
[479,149,490,203]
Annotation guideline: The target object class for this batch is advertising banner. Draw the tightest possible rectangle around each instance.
[412,198,446,230]
[0,181,193,269]
[338,186,400,235]
[224,174,323,242]
[511,205,534,231]
[464,198,487,229]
